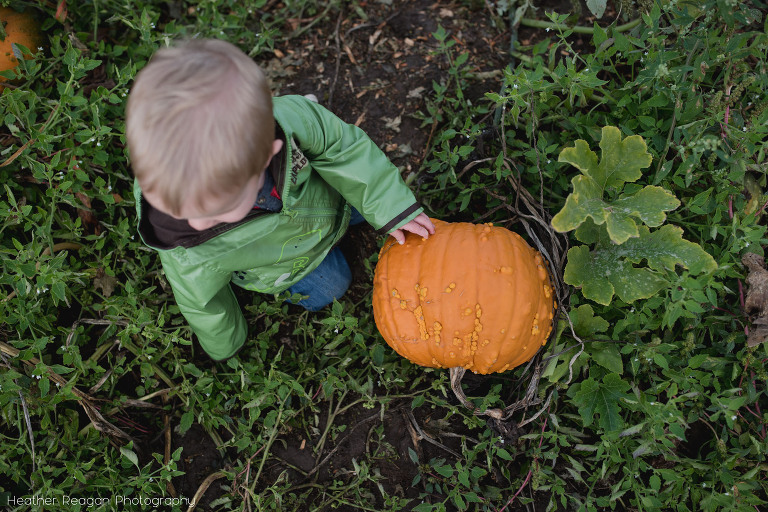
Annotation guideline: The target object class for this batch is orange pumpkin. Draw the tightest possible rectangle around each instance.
[372,219,555,375]
[0,7,42,88]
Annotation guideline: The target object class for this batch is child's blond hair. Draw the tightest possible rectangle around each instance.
[126,39,274,217]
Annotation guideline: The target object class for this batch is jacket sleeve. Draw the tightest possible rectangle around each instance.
[158,253,247,361]
[278,96,423,233]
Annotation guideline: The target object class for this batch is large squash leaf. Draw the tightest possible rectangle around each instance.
[552,126,717,308]
[551,126,676,244]
[563,225,718,305]
[569,125,652,191]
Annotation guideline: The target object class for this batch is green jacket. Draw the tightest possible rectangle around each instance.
[134,95,422,360]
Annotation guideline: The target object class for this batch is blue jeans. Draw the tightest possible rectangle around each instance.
[286,208,365,311]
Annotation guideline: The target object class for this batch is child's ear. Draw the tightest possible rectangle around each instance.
[271,139,284,157]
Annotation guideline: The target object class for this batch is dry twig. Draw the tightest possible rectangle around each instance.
[186,471,226,512]
[402,409,461,459]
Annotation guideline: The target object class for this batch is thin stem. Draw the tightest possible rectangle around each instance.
[655,40,701,178]
[520,17,642,34]
[251,398,286,486]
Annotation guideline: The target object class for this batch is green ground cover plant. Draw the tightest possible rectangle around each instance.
[1,0,767,510]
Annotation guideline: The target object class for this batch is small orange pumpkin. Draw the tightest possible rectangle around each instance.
[373,219,555,375]
[0,7,42,88]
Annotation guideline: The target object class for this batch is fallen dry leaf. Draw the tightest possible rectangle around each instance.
[369,29,383,46]
[344,44,357,65]
[741,252,768,347]
[408,86,426,98]
[393,142,414,159]
[383,115,401,133]
[75,192,102,235]
[94,268,119,298]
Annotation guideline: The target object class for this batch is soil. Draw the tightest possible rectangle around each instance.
[267,0,510,177]
[111,1,624,510]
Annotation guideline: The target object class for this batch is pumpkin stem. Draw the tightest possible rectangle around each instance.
[449,367,504,420]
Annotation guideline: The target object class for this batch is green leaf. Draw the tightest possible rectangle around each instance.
[590,343,624,374]
[552,127,662,244]
[563,226,717,305]
[63,45,80,68]
[550,174,607,234]
[39,376,50,397]
[569,304,609,338]
[631,225,718,275]
[564,126,652,191]
[49,364,74,374]
[120,446,140,469]
[458,469,470,488]
[179,410,194,434]
[574,217,605,244]
[586,0,607,18]
[51,282,68,306]
[612,186,681,228]
[564,245,663,305]
[571,373,631,431]
[372,344,385,366]
[558,139,599,181]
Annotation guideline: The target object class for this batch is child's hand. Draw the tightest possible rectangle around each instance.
[389,213,436,245]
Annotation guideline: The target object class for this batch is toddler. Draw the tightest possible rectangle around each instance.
[126,39,434,360]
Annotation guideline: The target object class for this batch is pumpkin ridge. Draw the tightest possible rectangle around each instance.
[475,224,502,373]
[396,240,426,363]
[506,241,534,369]
[426,220,449,368]
[511,245,550,368]
[374,240,406,360]
[462,223,477,370]
[499,227,521,373]
[414,231,435,366]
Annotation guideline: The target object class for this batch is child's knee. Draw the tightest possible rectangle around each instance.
[287,248,352,311]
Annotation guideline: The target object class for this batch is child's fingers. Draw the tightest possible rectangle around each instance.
[405,223,430,239]
[412,213,435,234]
[419,216,436,234]
[389,218,433,245]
